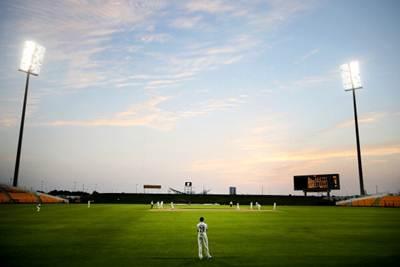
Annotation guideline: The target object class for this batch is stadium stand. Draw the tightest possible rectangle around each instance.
[0,184,68,204]
[8,192,38,203]
[336,194,400,207]
[37,192,68,203]
[380,196,400,207]
[0,192,10,203]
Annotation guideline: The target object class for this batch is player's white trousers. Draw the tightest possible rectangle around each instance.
[198,233,211,258]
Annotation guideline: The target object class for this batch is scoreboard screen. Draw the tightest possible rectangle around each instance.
[294,174,340,192]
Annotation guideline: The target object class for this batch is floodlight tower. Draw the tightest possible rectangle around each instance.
[13,41,45,187]
[340,61,365,195]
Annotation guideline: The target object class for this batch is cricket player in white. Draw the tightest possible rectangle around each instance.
[197,217,212,260]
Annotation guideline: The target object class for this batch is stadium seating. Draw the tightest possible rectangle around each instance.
[37,193,67,203]
[336,194,400,207]
[0,192,10,203]
[0,184,68,204]
[8,192,38,203]
[380,196,400,207]
[350,197,376,207]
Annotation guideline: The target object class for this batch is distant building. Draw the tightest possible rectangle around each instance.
[229,186,236,195]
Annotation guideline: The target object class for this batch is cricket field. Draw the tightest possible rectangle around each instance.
[0,204,399,267]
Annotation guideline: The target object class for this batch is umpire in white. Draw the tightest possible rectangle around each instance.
[197,217,212,260]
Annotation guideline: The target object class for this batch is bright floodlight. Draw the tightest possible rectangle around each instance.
[340,61,362,90]
[19,41,46,76]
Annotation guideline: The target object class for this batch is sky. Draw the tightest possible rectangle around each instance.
[0,0,399,195]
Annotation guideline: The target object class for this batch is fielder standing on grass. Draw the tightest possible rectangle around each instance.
[197,217,212,260]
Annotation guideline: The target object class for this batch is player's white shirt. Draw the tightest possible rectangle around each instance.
[197,222,208,236]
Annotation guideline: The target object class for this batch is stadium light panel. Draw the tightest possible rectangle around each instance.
[340,60,362,90]
[19,41,46,76]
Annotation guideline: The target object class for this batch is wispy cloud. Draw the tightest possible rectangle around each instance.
[0,117,17,128]
[240,0,317,31]
[190,143,400,183]
[2,0,318,97]
[170,16,203,29]
[189,112,400,189]
[294,48,320,64]
[44,95,247,130]
[135,35,259,91]
[138,33,171,43]
[6,0,165,91]
[0,86,56,128]
[185,0,233,14]
[0,97,19,128]
[180,95,247,118]
[266,145,400,162]
[46,96,175,130]
[272,70,337,91]
[335,112,386,128]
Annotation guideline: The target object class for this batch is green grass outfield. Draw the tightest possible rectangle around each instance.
[0,204,399,267]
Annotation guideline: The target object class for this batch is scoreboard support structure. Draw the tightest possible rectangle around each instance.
[303,189,331,197]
